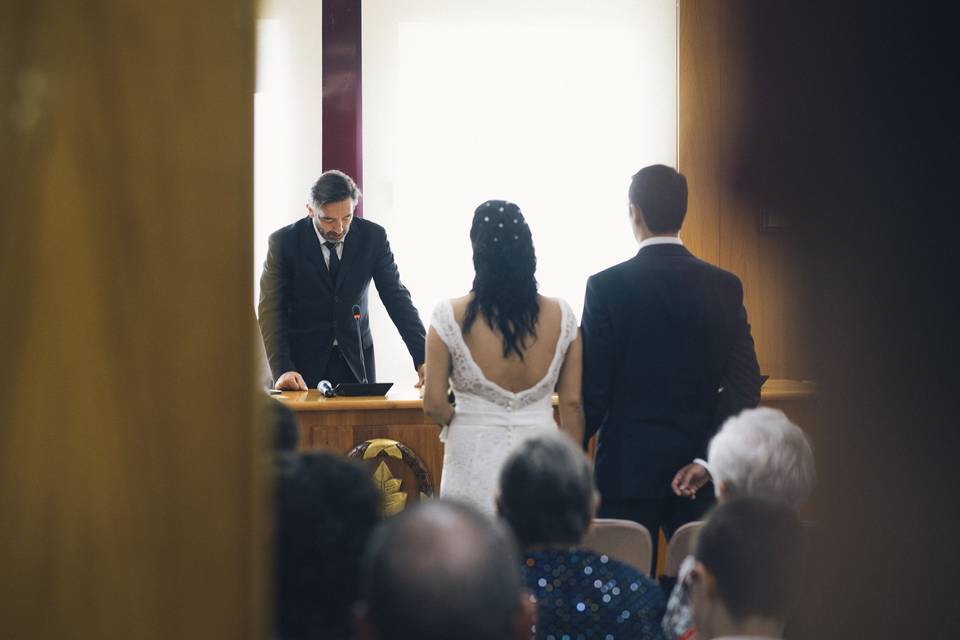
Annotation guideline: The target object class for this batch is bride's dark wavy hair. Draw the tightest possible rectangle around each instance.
[463,200,539,360]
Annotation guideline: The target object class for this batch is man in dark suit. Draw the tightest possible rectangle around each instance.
[258,170,426,390]
[581,164,762,563]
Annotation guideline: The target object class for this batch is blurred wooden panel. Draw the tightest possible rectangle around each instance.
[0,2,260,639]
[679,0,811,380]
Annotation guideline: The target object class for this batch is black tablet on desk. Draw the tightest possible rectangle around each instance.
[334,382,393,397]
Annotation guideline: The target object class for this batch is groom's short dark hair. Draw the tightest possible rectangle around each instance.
[629,164,688,233]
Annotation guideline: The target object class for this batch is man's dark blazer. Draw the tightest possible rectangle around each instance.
[581,243,762,501]
[258,216,425,388]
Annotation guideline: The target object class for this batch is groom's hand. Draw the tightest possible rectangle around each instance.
[671,462,710,499]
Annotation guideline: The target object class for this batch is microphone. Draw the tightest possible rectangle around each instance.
[317,380,335,397]
[352,304,368,384]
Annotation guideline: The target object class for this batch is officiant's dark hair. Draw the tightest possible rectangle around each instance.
[465,200,538,359]
[310,169,361,206]
[629,164,688,233]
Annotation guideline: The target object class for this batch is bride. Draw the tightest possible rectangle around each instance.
[423,200,584,514]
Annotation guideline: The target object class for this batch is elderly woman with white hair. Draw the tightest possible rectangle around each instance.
[662,407,816,640]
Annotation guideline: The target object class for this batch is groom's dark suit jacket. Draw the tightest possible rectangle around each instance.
[258,216,425,388]
[582,243,762,501]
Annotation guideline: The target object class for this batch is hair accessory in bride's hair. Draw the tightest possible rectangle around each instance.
[467,198,537,361]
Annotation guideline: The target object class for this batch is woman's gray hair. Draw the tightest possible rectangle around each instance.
[497,432,595,548]
[707,408,816,509]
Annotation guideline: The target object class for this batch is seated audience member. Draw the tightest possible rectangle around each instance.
[354,500,535,640]
[663,408,815,640]
[498,433,666,640]
[688,498,805,640]
[263,394,300,454]
[275,452,382,640]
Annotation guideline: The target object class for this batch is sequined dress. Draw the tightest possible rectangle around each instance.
[430,298,578,515]
[523,548,667,640]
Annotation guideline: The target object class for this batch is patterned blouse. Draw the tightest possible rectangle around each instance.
[522,548,666,640]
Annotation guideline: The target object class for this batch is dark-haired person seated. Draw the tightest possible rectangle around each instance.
[498,433,666,640]
[275,451,382,640]
[262,394,300,455]
[353,500,535,640]
[688,498,805,640]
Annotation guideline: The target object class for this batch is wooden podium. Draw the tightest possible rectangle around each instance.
[276,379,817,498]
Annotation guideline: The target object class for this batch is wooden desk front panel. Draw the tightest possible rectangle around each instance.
[288,399,445,491]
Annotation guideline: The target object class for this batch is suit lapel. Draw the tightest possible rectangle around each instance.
[335,221,362,291]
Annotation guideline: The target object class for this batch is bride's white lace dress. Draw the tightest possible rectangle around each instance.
[429,298,578,515]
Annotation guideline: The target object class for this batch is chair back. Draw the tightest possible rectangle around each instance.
[581,518,653,574]
[664,521,704,577]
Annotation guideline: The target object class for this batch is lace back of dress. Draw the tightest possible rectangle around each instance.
[431,298,575,410]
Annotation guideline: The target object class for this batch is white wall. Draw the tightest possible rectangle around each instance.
[254,0,325,307]
[362,0,678,387]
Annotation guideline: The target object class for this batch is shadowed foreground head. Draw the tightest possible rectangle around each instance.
[355,500,533,640]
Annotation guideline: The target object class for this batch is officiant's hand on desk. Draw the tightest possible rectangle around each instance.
[276,371,308,391]
[414,364,426,389]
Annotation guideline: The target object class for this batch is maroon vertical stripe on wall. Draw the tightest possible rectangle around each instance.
[322,0,363,217]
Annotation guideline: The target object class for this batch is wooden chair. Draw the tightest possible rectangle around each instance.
[664,520,704,577]
[581,518,653,574]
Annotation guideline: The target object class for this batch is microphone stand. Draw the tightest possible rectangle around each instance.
[353,305,368,383]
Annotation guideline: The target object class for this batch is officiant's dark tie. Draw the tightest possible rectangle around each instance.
[324,241,341,279]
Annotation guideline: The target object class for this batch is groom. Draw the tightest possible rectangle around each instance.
[581,164,762,562]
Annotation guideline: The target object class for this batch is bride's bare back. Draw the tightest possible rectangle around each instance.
[449,293,564,393]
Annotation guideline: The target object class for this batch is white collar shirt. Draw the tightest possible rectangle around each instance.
[638,235,683,251]
[312,219,347,268]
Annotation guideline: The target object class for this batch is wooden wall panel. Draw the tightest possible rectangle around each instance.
[0,3,261,639]
[677,0,722,265]
[679,0,811,381]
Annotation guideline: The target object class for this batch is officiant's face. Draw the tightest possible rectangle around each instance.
[308,198,355,242]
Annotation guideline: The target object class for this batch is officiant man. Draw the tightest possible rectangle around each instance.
[258,170,426,390]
